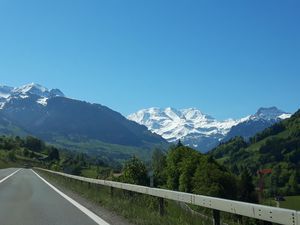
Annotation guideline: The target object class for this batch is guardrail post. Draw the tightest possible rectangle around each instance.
[158,197,164,216]
[213,209,220,225]
[110,186,114,197]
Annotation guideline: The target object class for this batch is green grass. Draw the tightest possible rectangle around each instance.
[38,170,215,225]
[280,196,300,210]
[80,166,111,178]
[80,167,99,178]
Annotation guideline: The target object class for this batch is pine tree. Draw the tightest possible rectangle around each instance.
[239,169,257,203]
[176,139,183,147]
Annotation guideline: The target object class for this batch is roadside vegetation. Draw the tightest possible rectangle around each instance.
[0,135,117,177]
[0,135,59,169]
[210,109,300,204]
[39,169,249,225]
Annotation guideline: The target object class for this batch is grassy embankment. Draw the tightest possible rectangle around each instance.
[37,169,222,225]
[36,170,264,225]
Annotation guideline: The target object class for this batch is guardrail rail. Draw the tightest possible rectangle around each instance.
[36,168,300,225]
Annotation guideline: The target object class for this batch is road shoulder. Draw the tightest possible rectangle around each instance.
[34,170,133,225]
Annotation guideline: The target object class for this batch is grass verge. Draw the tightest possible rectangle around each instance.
[36,170,272,225]
[280,196,300,210]
[37,170,214,225]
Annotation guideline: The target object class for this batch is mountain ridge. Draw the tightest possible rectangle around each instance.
[0,83,167,161]
[128,107,292,152]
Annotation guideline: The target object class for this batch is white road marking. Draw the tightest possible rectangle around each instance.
[0,169,21,184]
[31,169,110,225]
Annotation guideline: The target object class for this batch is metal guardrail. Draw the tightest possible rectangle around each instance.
[36,168,300,225]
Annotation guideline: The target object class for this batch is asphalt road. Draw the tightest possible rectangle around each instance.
[0,168,19,181]
[0,168,109,225]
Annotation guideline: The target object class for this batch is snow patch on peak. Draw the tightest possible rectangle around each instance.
[278,113,292,120]
[0,102,5,109]
[37,97,48,106]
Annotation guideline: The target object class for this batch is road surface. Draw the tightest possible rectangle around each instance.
[0,168,109,225]
[0,168,19,181]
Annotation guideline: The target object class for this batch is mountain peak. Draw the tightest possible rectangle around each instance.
[14,83,47,95]
[252,106,290,121]
[13,83,65,98]
[256,106,282,114]
[0,83,65,108]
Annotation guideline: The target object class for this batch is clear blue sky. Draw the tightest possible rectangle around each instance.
[0,0,299,119]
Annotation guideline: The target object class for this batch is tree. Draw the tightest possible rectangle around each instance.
[176,139,183,148]
[23,148,29,157]
[192,157,237,199]
[29,151,36,158]
[121,156,148,186]
[7,151,16,161]
[238,168,257,203]
[166,146,194,190]
[178,155,198,192]
[152,148,167,187]
[25,136,44,152]
[3,138,16,150]
[15,136,24,146]
[288,172,299,194]
[48,147,60,161]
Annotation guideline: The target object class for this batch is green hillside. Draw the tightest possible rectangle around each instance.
[210,109,300,197]
[0,135,115,177]
[50,136,163,163]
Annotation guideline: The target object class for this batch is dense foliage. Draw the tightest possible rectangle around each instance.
[210,109,300,197]
[121,144,255,202]
[0,135,60,168]
[164,146,238,199]
[119,156,148,185]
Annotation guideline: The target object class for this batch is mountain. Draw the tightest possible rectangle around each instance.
[128,107,291,152]
[223,107,291,141]
[0,83,167,161]
[0,83,65,108]
[210,109,300,196]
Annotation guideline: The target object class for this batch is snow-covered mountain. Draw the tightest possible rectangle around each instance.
[128,107,292,152]
[0,83,65,108]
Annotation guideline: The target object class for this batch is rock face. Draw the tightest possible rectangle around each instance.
[128,107,292,152]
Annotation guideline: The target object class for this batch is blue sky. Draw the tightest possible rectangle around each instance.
[0,0,299,119]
